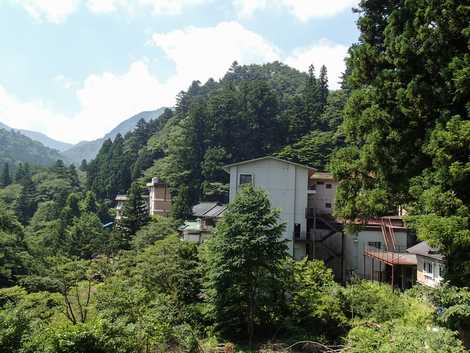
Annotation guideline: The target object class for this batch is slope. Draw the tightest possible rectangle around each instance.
[62,108,167,164]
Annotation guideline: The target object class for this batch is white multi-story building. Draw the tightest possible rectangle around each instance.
[224,156,315,259]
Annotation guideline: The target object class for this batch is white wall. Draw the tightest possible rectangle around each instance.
[228,159,309,258]
[417,256,444,288]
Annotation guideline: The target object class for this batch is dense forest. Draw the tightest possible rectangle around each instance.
[0,0,469,352]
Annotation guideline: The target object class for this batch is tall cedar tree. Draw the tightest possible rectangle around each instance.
[1,163,11,187]
[203,185,287,346]
[318,65,329,116]
[331,0,470,285]
[303,64,322,130]
[114,182,149,249]
[15,175,37,224]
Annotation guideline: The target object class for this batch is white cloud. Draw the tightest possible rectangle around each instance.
[16,0,80,23]
[0,85,68,134]
[152,21,280,88]
[0,61,172,143]
[0,23,348,143]
[234,0,358,21]
[86,0,209,15]
[286,39,348,89]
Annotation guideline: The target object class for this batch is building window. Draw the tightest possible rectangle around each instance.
[368,241,381,249]
[325,202,332,209]
[239,174,253,185]
[326,183,332,189]
[424,261,433,274]
[317,181,324,185]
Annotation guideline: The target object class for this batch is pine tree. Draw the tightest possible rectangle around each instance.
[114,182,149,249]
[0,163,11,187]
[318,65,329,113]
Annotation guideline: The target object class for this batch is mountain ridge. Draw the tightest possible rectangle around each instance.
[62,107,168,164]
[0,121,72,152]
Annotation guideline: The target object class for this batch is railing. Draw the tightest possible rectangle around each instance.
[364,244,410,265]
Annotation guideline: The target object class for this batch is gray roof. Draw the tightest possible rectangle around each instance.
[407,241,445,261]
[192,202,219,217]
[203,204,227,218]
[223,156,315,172]
[191,202,227,218]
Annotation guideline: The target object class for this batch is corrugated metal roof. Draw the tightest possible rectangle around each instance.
[192,202,218,217]
[365,249,417,265]
[407,241,445,261]
[203,205,227,218]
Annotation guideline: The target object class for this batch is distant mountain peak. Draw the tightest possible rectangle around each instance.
[62,107,168,164]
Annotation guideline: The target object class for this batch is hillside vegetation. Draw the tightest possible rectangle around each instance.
[0,1,469,352]
[0,128,64,167]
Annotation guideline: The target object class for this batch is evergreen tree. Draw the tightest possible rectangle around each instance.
[79,159,88,172]
[53,160,67,179]
[60,193,81,229]
[203,185,287,346]
[114,182,149,249]
[303,64,322,130]
[15,175,37,224]
[80,191,98,214]
[318,65,329,114]
[67,164,80,189]
[0,163,11,187]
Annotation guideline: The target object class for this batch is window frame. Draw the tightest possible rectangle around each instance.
[239,173,253,186]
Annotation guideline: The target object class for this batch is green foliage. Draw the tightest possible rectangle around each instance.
[286,259,348,338]
[1,163,11,187]
[345,322,466,353]
[132,215,178,249]
[0,206,29,286]
[114,182,149,250]
[342,281,466,352]
[203,185,287,344]
[331,0,470,283]
[65,213,107,259]
[137,235,201,308]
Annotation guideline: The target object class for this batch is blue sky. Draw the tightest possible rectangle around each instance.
[0,0,360,143]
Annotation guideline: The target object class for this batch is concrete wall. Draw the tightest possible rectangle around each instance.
[149,184,171,216]
[311,179,337,214]
[228,159,308,258]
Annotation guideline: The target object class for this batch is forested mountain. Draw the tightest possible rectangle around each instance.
[1,1,469,351]
[0,121,72,152]
[62,108,167,164]
[0,128,64,167]
[86,61,344,217]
